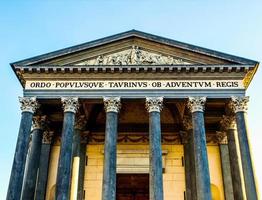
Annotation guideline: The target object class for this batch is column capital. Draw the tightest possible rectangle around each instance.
[19,97,39,113]
[42,131,54,144]
[230,96,249,113]
[182,115,193,131]
[220,115,236,130]
[187,96,206,113]
[216,131,228,144]
[145,97,163,113]
[103,97,121,113]
[32,115,47,130]
[61,97,79,113]
[179,131,191,144]
[74,115,87,130]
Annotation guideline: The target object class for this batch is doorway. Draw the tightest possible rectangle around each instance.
[116,174,149,200]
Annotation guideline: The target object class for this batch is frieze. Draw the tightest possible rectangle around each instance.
[87,133,181,144]
[76,46,191,66]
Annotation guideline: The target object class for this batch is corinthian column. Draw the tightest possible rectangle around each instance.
[21,115,46,200]
[145,97,164,200]
[102,97,121,200]
[187,97,211,200]
[220,116,244,199]
[56,97,79,200]
[230,96,258,199]
[7,97,38,200]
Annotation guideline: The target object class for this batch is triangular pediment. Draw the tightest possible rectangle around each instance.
[11,30,258,67]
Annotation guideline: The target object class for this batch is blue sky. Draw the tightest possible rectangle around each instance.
[0,0,262,198]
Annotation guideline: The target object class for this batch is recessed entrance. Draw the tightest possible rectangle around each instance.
[116,174,149,200]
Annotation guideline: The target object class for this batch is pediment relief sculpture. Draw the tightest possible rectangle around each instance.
[76,46,192,65]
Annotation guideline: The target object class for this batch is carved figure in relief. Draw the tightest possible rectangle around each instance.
[95,55,104,65]
[76,45,190,65]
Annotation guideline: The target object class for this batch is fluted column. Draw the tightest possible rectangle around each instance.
[70,115,87,200]
[216,131,234,200]
[145,97,164,200]
[21,115,46,200]
[182,116,196,200]
[220,116,245,199]
[7,97,38,200]
[231,96,258,199]
[35,130,54,200]
[187,97,211,200]
[56,97,79,200]
[102,97,121,200]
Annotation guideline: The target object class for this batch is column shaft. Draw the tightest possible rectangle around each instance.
[227,128,245,199]
[189,131,197,200]
[236,111,258,199]
[192,111,211,199]
[184,141,192,200]
[35,142,52,200]
[21,128,43,200]
[70,128,81,200]
[149,111,163,200]
[102,111,118,200]
[56,111,76,200]
[219,144,234,200]
[7,111,34,200]
[77,143,87,200]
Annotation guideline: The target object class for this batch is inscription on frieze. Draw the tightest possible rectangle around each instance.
[26,80,244,90]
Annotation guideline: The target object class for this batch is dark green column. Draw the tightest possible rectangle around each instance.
[187,97,211,200]
[146,97,164,200]
[231,96,258,199]
[220,116,245,199]
[7,97,38,200]
[35,131,53,200]
[56,97,79,200]
[180,131,192,200]
[182,116,197,200]
[71,115,87,200]
[21,116,46,200]
[216,131,234,200]
[77,142,87,200]
[102,97,121,200]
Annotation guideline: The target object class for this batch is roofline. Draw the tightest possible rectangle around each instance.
[11,29,259,68]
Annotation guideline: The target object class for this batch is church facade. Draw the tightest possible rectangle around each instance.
[7,30,259,200]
